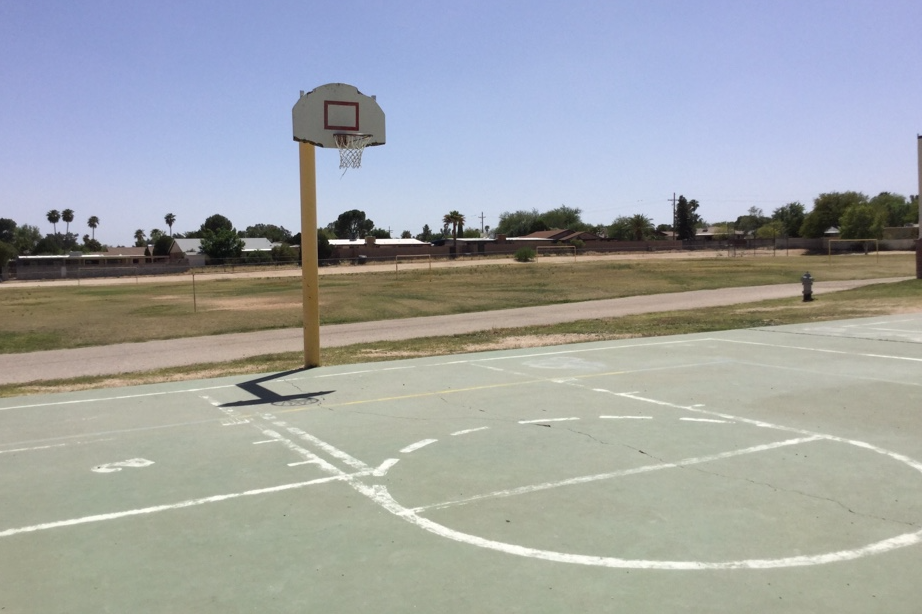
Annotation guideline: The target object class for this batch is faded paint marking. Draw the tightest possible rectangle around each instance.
[518,417,579,424]
[451,427,490,436]
[400,439,438,454]
[92,458,155,473]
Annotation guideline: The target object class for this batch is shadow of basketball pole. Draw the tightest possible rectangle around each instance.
[219,368,334,408]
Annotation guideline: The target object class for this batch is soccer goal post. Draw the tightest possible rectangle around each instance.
[827,239,879,263]
[395,253,432,279]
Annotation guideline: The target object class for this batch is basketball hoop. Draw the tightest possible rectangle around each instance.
[334,133,373,170]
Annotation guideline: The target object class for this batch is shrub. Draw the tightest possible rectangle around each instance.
[514,247,535,262]
[244,250,273,264]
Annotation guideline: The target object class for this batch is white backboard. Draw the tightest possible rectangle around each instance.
[292,83,385,148]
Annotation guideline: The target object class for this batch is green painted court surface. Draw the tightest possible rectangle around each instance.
[2,314,922,612]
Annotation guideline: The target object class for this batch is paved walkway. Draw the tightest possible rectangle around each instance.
[0,278,910,385]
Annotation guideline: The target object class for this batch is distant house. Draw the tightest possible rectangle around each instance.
[13,247,170,280]
[328,237,428,248]
[695,226,746,240]
[170,237,276,266]
[519,228,603,242]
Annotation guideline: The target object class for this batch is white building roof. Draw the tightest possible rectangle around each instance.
[329,238,428,246]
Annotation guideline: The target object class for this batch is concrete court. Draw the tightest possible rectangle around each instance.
[1,314,922,613]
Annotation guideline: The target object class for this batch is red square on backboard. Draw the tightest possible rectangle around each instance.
[324,101,360,131]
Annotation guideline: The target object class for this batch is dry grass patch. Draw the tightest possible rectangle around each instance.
[464,333,618,351]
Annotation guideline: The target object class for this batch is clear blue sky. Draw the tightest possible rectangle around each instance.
[2,1,920,246]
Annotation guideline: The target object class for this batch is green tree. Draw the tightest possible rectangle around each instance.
[13,225,41,254]
[46,209,61,234]
[134,229,147,247]
[200,214,234,235]
[152,234,174,256]
[33,234,64,255]
[150,229,165,242]
[606,216,633,240]
[675,196,701,240]
[82,234,103,252]
[541,205,587,231]
[755,220,784,239]
[839,204,884,239]
[332,209,374,239]
[369,228,391,239]
[735,206,769,237]
[628,214,654,241]
[271,243,299,263]
[771,202,805,238]
[244,223,292,243]
[87,215,100,240]
[317,229,333,261]
[164,213,176,237]
[442,210,465,250]
[61,208,75,234]
[800,191,868,238]
[0,218,16,244]
[400,230,412,239]
[0,240,16,269]
[200,227,245,261]
[869,192,914,227]
[416,224,433,242]
[494,209,545,237]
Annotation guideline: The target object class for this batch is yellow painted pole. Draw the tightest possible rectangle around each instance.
[299,142,321,367]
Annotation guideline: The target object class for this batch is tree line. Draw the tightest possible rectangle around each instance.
[490,192,917,241]
[3,190,917,269]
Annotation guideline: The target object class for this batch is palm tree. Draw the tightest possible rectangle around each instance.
[87,216,99,240]
[134,229,146,247]
[164,213,176,237]
[628,214,653,241]
[61,208,75,234]
[442,210,465,252]
[46,209,61,234]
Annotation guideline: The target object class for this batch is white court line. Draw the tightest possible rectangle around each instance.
[0,382,239,412]
[413,436,822,513]
[0,438,114,455]
[518,417,579,424]
[400,439,437,454]
[451,427,489,436]
[277,422,369,471]
[681,418,732,424]
[717,338,922,363]
[252,439,280,445]
[373,459,400,476]
[600,415,652,420]
[0,474,355,538]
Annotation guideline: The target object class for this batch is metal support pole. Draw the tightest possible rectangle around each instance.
[916,134,922,279]
[299,142,321,367]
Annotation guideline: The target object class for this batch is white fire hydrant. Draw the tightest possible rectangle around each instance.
[801,272,814,302]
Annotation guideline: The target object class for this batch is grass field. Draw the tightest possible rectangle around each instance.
[1,253,916,354]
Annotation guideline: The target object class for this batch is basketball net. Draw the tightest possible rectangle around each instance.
[334,133,373,170]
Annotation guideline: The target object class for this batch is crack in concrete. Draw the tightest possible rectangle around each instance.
[680,464,920,529]
[564,427,919,529]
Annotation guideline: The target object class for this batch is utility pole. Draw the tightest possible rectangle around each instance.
[668,193,676,239]
[479,211,486,233]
